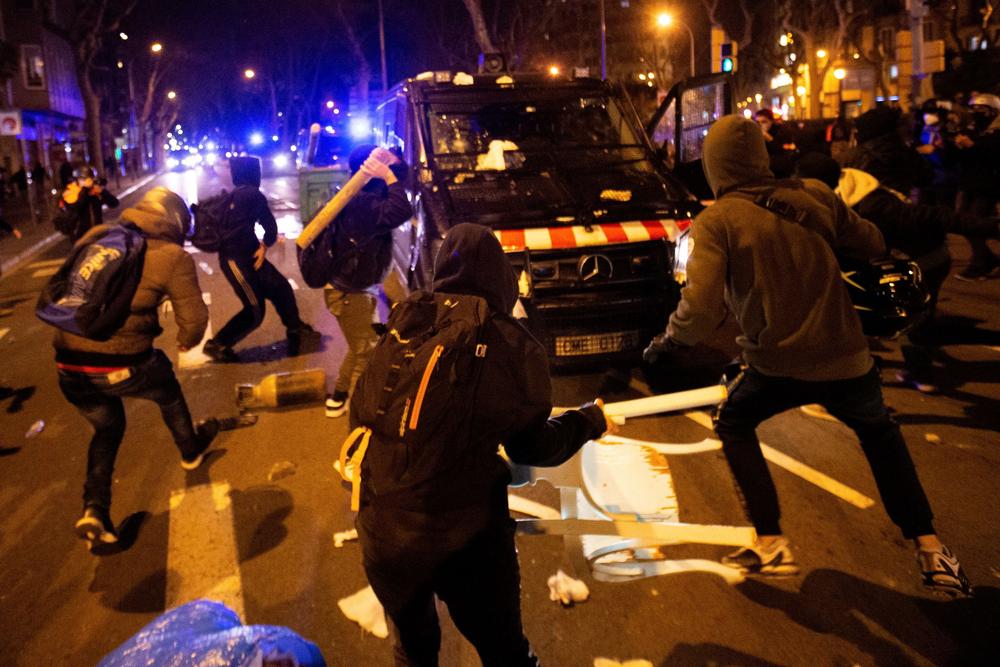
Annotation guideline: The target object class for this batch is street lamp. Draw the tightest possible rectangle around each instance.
[548,64,561,76]
[150,42,163,54]
[167,90,177,100]
[833,68,847,80]
[654,11,696,78]
[243,68,256,80]
[119,32,128,40]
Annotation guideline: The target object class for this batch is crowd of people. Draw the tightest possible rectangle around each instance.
[31,106,988,663]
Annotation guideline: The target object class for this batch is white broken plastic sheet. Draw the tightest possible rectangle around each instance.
[333,528,358,548]
[547,570,589,606]
[338,585,388,639]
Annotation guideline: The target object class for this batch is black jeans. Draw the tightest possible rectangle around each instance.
[358,508,538,667]
[956,190,998,271]
[714,365,935,540]
[57,350,199,510]
[215,255,302,347]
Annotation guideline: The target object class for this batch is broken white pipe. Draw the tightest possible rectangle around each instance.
[554,385,727,425]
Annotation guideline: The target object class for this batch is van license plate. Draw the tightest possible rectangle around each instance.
[554,330,642,357]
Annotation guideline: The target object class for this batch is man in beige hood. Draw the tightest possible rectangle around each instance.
[644,116,972,597]
[52,187,218,550]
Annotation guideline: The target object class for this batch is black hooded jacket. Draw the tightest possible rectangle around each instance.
[218,156,278,258]
[362,224,606,519]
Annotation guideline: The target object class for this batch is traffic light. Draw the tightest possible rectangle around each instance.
[711,27,738,73]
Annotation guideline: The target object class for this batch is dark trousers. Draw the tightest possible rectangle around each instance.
[215,255,302,347]
[901,247,950,380]
[57,350,199,510]
[358,509,538,667]
[956,190,998,271]
[715,365,935,540]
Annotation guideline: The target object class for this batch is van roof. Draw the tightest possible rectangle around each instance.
[381,72,612,104]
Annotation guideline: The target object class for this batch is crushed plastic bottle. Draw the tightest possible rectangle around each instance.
[24,420,45,439]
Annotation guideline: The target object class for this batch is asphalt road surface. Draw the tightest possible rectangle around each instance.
[1,166,998,666]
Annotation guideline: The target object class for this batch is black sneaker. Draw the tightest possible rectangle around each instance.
[203,339,239,363]
[722,537,800,576]
[325,391,349,418]
[75,505,118,548]
[181,418,220,471]
[918,545,974,597]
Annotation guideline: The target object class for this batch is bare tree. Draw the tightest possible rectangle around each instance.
[333,0,373,112]
[461,0,498,54]
[42,0,139,168]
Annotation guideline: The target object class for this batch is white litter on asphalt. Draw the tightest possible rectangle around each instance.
[202,291,212,305]
[547,570,589,606]
[198,261,214,275]
[333,528,358,547]
[161,300,173,314]
[338,585,388,638]
[287,278,299,290]
[178,320,213,369]
[0,328,9,342]
[593,659,653,667]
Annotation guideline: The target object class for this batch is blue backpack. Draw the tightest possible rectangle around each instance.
[36,223,147,341]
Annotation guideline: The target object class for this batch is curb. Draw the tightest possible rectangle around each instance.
[0,172,162,278]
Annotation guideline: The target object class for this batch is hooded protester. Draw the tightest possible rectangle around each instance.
[301,144,412,418]
[202,156,315,362]
[51,187,219,549]
[644,116,973,597]
[952,93,1000,280]
[843,106,931,196]
[352,223,611,666]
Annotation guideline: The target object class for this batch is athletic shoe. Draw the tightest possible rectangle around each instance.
[918,545,974,597]
[722,537,800,576]
[203,339,238,363]
[326,391,349,418]
[954,260,998,281]
[181,418,220,471]
[75,505,118,547]
[286,323,319,357]
[896,370,938,394]
[799,404,841,423]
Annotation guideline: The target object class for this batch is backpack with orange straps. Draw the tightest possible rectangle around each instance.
[338,290,493,512]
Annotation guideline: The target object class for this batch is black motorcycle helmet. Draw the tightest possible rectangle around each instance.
[131,186,193,239]
[840,257,930,338]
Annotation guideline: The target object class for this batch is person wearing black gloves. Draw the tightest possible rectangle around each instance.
[645,116,973,598]
[352,224,613,665]
[203,156,315,362]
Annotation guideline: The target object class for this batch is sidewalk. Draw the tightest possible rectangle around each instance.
[0,171,160,277]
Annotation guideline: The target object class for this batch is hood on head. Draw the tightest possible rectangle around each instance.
[229,156,262,188]
[119,186,191,244]
[702,115,773,197]
[854,107,900,144]
[431,223,517,314]
[836,168,882,207]
[795,152,841,190]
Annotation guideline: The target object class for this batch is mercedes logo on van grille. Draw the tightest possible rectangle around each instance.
[578,254,614,282]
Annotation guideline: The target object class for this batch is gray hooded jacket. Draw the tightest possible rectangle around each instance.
[667,116,885,381]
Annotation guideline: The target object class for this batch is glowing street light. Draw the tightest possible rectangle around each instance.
[167,90,177,100]
[243,68,256,80]
[119,32,128,40]
[325,100,335,109]
[249,132,265,146]
[547,65,560,76]
[654,11,695,77]
[833,68,847,80]
[816,49,828,59]
[656,12,673,28]
[150,42,163,54]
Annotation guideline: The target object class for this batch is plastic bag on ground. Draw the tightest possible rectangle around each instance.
[337,585,388,638]
[98,599,325,666]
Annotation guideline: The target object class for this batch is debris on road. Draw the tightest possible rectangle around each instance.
[925,433,942,444]
[236,369,326,409]
[333,528,358,547]
[218,413,259,431]
[197,261,214,275]
[547,569,589,606]
[24,419,45,438]
[338,585,388,638]
[267,460,298,482]
[593,659,653,667]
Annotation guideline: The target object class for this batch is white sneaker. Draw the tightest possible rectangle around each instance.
[325,392,348,418]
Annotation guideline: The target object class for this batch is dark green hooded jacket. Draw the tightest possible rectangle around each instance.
[667,116,885,381]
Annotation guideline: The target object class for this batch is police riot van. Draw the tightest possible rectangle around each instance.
[373,70,730,366]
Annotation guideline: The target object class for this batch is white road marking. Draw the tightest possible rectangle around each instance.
[30,267,59,278]
[198,261,214,275]
[161,300,172,314]
[202,291,212,305]
[287,278,299,290]
[167,482,244,618]
[27,258,65,269]
[0,328,9,341]
[684,411,876,510]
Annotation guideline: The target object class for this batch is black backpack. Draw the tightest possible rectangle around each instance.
[36,223,146,340]
[190,190,235,252]
[296,219,385,291]
[338,291,493,511]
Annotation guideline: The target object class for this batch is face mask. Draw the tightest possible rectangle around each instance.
[923,113,940,126]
